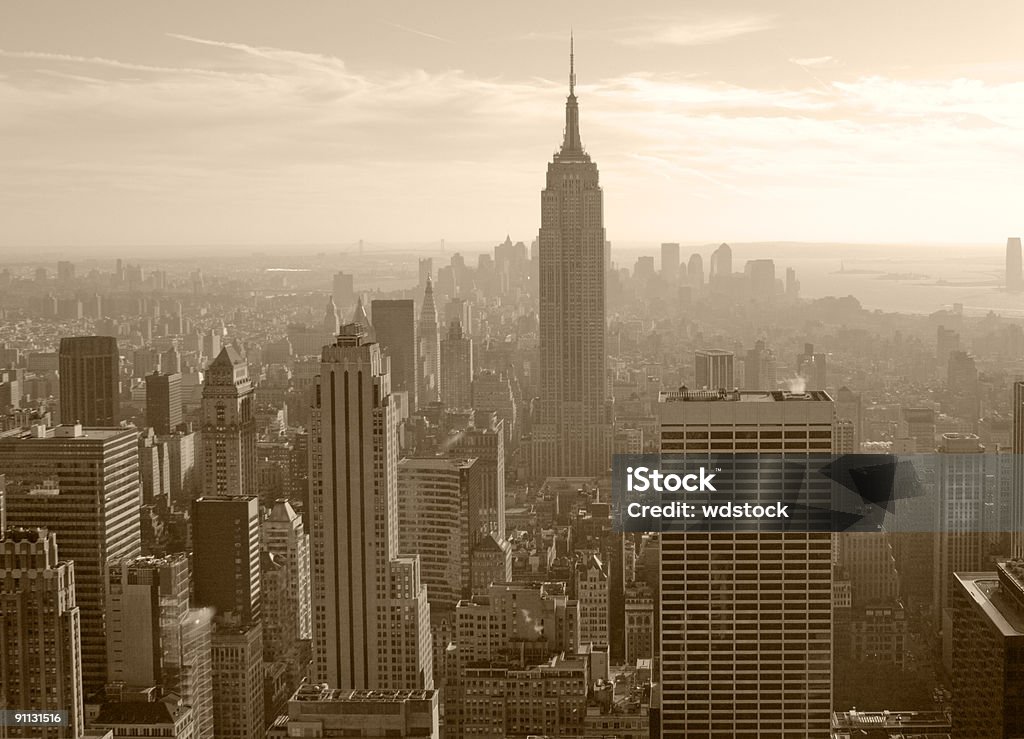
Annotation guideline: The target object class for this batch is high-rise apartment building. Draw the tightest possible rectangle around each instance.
[534,40,610,478]
[191,495,261,624]
[440,320,473,409]
[418,278,441,404]
[310,324,432,690]
[146,371,183,435]
[0,528,84,739]
[657,388,834,736]
[59,335,120,426]
[0,424,141,693]
[371,299,418,412]
[105,554,214,739]
[200,347,257,497]
[694,348,735,390]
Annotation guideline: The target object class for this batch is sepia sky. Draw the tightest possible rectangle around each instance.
[2,0,1024,249]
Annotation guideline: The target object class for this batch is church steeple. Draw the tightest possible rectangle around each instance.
[560,33,583,156]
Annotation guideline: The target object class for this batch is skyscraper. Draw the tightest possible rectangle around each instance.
[332,271,355,309]
[1013,381,1024,559]
[105,554,214,739]
[660,242,680,280]
[440,320,473,409]
[797,342,828,390]
[0,425,142,693]
[200,347,257,497]
[0,528,84,739]
[146,371,183,435]
[1008,237,1023,292]
[261,499,312,669]
[310,324,432,690]
[59,335,120,426]
[371,299,418,412]
[191,495,261,624]
[694,348,735,390]
[657,389,834,736]
[418,277,441,404]
[535,38,610,477]
[322,294,341,338]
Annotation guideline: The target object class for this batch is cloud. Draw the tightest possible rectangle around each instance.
[789,56,835,68]
[381,21,455,45]
[617,15,775,47]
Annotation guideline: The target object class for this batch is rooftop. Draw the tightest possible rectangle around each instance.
[291,684,436,703]
[659,389,833,403]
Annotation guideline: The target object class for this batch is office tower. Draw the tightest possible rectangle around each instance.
[471,370,517,443]
[210,621,265,739]
[444,298,473,335]
[952,562,1024,736]
[657,389,834,736]
[534,40,610,478]
[165,429,198,506]
[687,252,704,292]
[418,257,433,289]
[449,419,506,539]
[743,339,777,391]
[371,299,419,412]
[1008,237,1023,292]
[0,425,141,693]
[709,242,733,282]
[786,266,800,298]
[745,258,776,297]
[397,457,485,612]
[902,407,937,452]
[934,433,988,620]
[191,495,261,623]
[105,554,214,739]
[418,277,442,404]
[634,255,656,282]
[1014,381,1024,559]
[660,242,680,280]
[834,386,863,454]
[332,271,355,309]
[261,500,312,666]
[947,351,980,420]
[322,294,341,339]
[163,346,183,374]
[271,684,439,739]
[59,335,120,425]
[797,342,828,390]
[440,320,473,408]
[146,371,183,435]
[694,348,735,390]
[200,347,257,497]
[575,553,609,647]
[310,324,432,689]
[139,428,171,508]
[57,259,75,282]
[936,325,960,366]
[0,528,84,739]
[470,532,512,595]
[624,582,655,664]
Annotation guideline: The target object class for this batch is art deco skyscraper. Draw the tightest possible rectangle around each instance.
[440,320,473,409]
[59,335,120,425]
[200,347,257,497]
[310,324,432,690]
[657,389,834,736]
[535,38,610,477]
[0,528,84,739]
[418,277,441,404]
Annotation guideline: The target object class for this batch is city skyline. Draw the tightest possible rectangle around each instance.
[3,1,1024,249]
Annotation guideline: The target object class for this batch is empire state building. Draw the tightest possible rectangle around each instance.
[533,38,611,478]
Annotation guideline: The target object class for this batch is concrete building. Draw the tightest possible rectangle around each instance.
[371,299,419,412]
[92,695,196,739]
[0,528,83,739]
[694,349,735,390]
[210,622,264,739]
[440,320,473,409]
[145,371,182,435]
[657,388,834,736]
[0,424,141,693]
[576,553,609,648]
[418,278,441,404]
[268,684,439,739]
[105,554,214,739]
[397,456,485,612]
[260,499,312,668]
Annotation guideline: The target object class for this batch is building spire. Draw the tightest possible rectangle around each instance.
[560,32,583,155]
[569,30,575,96]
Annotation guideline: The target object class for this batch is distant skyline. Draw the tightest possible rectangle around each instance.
[3,0,1024,248]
